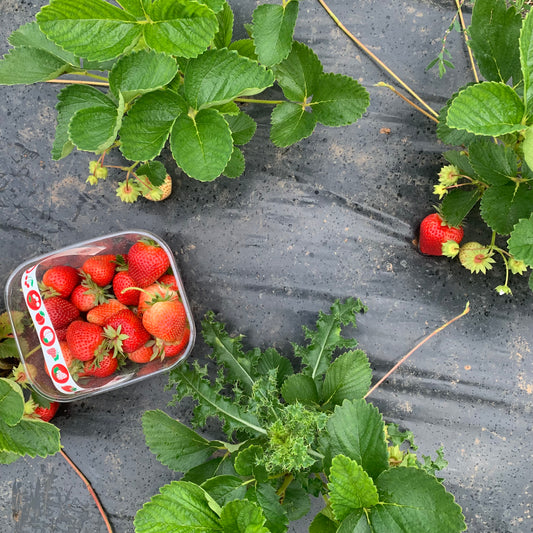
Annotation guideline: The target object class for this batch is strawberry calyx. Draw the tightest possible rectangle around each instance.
[116,180,141,203]
[78,271,111,305]
[458,242,496,274]
[103,324,130,358]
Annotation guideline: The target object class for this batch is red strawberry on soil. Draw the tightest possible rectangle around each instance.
[142,299,188,343]
[81,254,116,287]
[112,270,140,306]
[128,240,170,288]
[418,213,464,256]
[66,320,106,361]
[87,299,127,327]
[41,265,80,298]
[34,401,60,422]
[104,308,151,354]
[44,296,80,331]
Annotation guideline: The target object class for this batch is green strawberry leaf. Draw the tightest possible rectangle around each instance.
[312,72,370,127]
[322,399,389,481]
[440,188,482,228]
[119,90,186,161]
[220,500,269,533]
[142,410,221,472]
[328,454,379,521]
[468,139,518,186]
[508,213,533,265]
[522,125,533,172]
[8,21,79,65]
[226,111,257,145]
[0,417,61,459]
[197,0,225,13]
[442,149,477,179]
[143,0,218,58]
[0,338,21,360]
[321,350,372,408]
[170,108,234,181]
[109,50,178,103]
[135,161,167,187]
[446,81,526,137]
[480,183,533,235]
[253,483,289,533]
[234,445,268,482]
[281,374,319,405]
[0,379,25,426]
[256,347,294,389]
[270,101,317,147]
[68,93,124,153]
[229,39,258,61]
[272,41,323,103]
[295,298,365,382]
[116,0,148,19]
[437,92,479,147]
[222,147,245,179]
[183,49,274,110]
[213,1,234,49]
[468,0,522,84]
[0,450,21,465]
[53,84,117,160]
[281,481,311,521]
[251,1,299,67]
[520,7,533,115]
[36,0,141,62]
[368,467,467,532]
[133,481,221,533]
[201,475,247,507]
[309,512,338,533]
[182,456,238,484]
[0,46,74,85]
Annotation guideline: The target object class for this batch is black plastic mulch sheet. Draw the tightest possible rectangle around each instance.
[0,1,532,532]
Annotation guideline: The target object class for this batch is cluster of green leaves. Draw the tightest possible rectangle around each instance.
[136,299,466,533]
[0,312,61,465]
[436,0,533,293]
[0,0,369,193]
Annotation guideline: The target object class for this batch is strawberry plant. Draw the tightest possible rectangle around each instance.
[0,311,61,464]
[136,299,466,533]
[0,0,369,202]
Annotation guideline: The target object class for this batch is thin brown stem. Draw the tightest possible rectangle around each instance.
[45,78,109,87]
[376,83,439,123]
[455,0,479,83]
[317,0,439,118]
[364,302,470,398]
[60,449,113,533]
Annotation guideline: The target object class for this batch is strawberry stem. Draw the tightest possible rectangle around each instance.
[364,302,471,398]
[60,449,113,533]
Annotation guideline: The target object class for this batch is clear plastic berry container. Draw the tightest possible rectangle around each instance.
[4,230,195,402]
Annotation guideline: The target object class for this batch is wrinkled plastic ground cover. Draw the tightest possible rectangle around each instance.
[0,1,532,532]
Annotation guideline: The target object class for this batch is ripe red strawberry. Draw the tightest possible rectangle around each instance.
[87,299,127,326]
[418,213,464,256]
[81,254,116,286]
[128,342,156,363]
[112,270,140,306]
[137,282,179,316]
[104,309,151,353]
[128,240,170,288]
[157,274,178,291]
[142,299,188,343]
[162,327,190,358]
[70,277,109,312]
[83,352,119,378]
[34,401,60,422]
[44,296,80,331]
[66,320,106,361]
[41,265,80,298]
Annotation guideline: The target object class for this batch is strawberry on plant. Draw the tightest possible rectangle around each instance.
[418,213,464,256]
[66,320,107,361]
[141,174,173,202]
[142,299,188,343]
[41,265,80,298]
[44,296,80,331]
[86,299,127,326]
[81,254,116,287]
[128,240,170,288]
[104,308,151,354]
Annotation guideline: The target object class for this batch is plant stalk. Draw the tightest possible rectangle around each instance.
[376,83,439,123]
[60,449,113,533]
[455,0,479,83]
[317,0,439,118]
[364,302,471,398]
